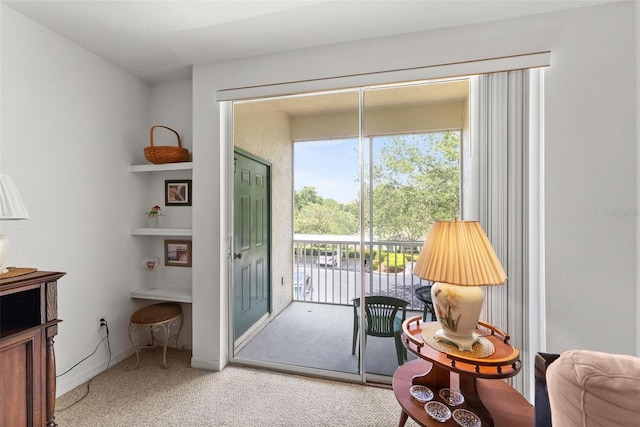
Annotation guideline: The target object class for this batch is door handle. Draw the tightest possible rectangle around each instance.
[232,234,242,259]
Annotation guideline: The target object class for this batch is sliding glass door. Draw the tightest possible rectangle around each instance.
[230,79,470,382]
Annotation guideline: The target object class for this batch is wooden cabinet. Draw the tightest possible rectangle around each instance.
[0,271,65,427]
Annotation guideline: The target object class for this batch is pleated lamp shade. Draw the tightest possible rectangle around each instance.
[414,220,507,351]
[414,220,506,286]
[0,175,30,220]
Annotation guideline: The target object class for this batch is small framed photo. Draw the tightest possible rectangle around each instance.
[164,240,192,267]
[165,180,192,206]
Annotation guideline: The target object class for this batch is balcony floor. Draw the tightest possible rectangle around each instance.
[235,301,424,377]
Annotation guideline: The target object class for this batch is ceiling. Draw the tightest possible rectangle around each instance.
[3,0,617,84]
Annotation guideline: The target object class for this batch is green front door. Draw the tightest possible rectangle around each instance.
[233,150,271,340]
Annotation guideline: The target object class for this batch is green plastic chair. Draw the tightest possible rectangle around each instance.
[351,295,409,366]
[414,285,436,321]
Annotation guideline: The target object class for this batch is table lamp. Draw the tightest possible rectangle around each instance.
[0,174,30,274]
[413,220,507,351]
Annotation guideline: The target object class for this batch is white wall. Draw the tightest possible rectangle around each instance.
[1,6,199,396]
[1,5,152,395]
[192,1,637,370]
[544,3,636,351]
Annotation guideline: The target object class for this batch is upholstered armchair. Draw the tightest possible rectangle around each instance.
[535,350,640,426]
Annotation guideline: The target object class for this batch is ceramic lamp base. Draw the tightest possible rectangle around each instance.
[434,329,480,351]
[431,282,484,351]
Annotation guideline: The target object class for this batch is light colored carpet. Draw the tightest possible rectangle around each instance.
[55,348,421,426]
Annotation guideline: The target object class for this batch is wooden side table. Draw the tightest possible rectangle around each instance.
[394,317,534,427]
[393,359,534,426]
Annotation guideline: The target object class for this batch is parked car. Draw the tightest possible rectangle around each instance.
[293,271,312,298]
[318,250,337,266]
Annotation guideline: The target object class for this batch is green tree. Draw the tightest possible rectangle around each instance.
[370,132,460,241]
[294,132,459,240]
[294,186,323,212]
[295,202,358,235]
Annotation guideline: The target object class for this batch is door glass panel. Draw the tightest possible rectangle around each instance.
[362,81,466,377]
[232,91,363,378]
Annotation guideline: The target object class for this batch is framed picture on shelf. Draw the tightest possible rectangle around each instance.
[164,240,192,267]
[165,179,192,206]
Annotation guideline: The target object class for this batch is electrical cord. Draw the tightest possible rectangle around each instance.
[56,322,112,412]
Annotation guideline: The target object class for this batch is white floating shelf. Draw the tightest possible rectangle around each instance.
[130,287,192,303]
[129,162,193,173]
[131,228,192,236]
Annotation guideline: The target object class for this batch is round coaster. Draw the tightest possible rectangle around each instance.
[409,385,434,403]
[453,408,481,427]
[421,323,495,358]
[425,401,451,422]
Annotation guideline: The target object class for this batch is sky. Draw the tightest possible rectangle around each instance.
[294,139,361,204]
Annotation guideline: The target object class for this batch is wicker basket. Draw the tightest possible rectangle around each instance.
[144,125,190,164]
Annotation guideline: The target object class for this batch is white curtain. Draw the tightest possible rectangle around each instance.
[477,70,532,397]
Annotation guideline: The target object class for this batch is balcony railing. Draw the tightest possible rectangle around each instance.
[293,238,432,312]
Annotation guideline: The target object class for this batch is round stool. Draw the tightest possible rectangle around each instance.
[128,302,183,369]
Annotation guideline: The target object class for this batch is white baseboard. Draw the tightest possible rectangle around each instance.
[56,347,133,397]
[191,356,225,371]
